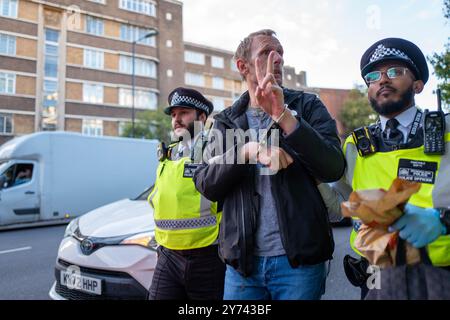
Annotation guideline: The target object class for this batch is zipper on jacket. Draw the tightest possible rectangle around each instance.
[239,189,247,273]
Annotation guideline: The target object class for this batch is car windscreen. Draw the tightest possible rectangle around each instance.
[134,186,154,201]
[0,160,10,173]
[0,161,10,184]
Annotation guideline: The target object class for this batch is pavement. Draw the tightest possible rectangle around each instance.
[322,226,360,300]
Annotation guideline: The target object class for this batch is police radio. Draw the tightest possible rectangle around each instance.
[352,126,377,157]
[157,142,170,161]
[423,89,446,155]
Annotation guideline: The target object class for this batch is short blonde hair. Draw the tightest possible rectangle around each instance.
[234,29,277,62]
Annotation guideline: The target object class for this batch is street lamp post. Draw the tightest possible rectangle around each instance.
[132,29,158,138]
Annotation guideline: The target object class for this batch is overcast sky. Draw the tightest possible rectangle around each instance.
[181,0,449,109]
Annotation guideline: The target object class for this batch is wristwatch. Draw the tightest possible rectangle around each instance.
[438,208,450,235]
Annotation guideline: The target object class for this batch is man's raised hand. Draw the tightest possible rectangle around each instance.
[255,51,284,119]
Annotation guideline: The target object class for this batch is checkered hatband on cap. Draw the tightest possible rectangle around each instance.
[369,44,416,68]
[170,92,210,114]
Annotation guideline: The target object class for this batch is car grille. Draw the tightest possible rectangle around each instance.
[58,259,132,278]
[55,259,148,300]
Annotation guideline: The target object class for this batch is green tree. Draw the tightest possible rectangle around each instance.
[121,109,172,142]
[428,0,450,109]
[339,86,377,136]
[444,0,450,19]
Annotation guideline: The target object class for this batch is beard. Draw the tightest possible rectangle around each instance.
[185,120,196,138]
[174,116,200,141]
[369,85,414,117]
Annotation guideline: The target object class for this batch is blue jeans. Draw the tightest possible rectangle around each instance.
[223,255,327,300]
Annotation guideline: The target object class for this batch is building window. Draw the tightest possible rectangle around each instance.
[166,40,172,48]
[43,29,60,131]
[185,72,205,87]
[286,74,292,81]
[45,29,59,42]
[212,77,224,90]
[0,113,12,134]
[42,80,58,127]
[43,80,58,109]
[184,51,205,65]
[84,49,104,69]
[166,69,173,77]
[119,88,157,110]
[83,83,104,104]
[44,44,58,78]
[211,56,224,69]
[120,24,156,46]
[44,29,59,78]
[89,0,106,4]
[165,12,172,20]
[212,98,225,112]
[0,72,15,94]
[86,16,104,36]
[119,55,156,78]
[0,0,17,18]
[119,0,156,17]
[0,33,15,55]
[83,119,103,136]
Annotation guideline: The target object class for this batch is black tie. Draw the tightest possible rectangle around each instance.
[385,118,404,145]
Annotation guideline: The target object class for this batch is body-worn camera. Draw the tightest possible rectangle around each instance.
[352,127,377,157]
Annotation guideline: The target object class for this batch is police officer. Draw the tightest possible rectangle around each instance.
[324,38,450,298]
[147,87,225,300]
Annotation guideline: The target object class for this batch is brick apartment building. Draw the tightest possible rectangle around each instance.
[0,0,184,145]
[0,0,349,145]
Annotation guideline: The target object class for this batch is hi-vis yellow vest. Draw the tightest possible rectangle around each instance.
[148,144,221,250]
[344,119,450,267]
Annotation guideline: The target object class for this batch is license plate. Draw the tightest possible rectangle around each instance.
[60,270,102,295]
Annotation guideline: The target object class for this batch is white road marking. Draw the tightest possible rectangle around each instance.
[0,246,32,255]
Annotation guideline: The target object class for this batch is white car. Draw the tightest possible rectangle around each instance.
[49,187,157,300]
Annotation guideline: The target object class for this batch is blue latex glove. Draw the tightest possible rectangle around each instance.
[389,204,447,248]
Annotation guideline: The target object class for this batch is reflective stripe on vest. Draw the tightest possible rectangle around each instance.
[148,153,221,250]
[344,117,450,267]
[155,215,217,230]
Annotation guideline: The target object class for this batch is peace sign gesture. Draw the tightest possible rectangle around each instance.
[255,51,285,120]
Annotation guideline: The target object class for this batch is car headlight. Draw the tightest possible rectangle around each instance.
[64,218,79,238]
[120,232,158,251]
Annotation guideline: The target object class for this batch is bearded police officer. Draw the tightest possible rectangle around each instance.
[147,87,225,300]
[323,38,450,298]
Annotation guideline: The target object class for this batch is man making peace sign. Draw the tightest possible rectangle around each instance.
[194,29,345,300]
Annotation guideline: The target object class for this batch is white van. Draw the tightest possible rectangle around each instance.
[0,132,158,228]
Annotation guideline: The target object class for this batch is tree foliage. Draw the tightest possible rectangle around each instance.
[428,0,450,109]
[339,86,377,135]
[120,109,172,142]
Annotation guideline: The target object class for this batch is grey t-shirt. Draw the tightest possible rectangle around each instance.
[246,107,286,257]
